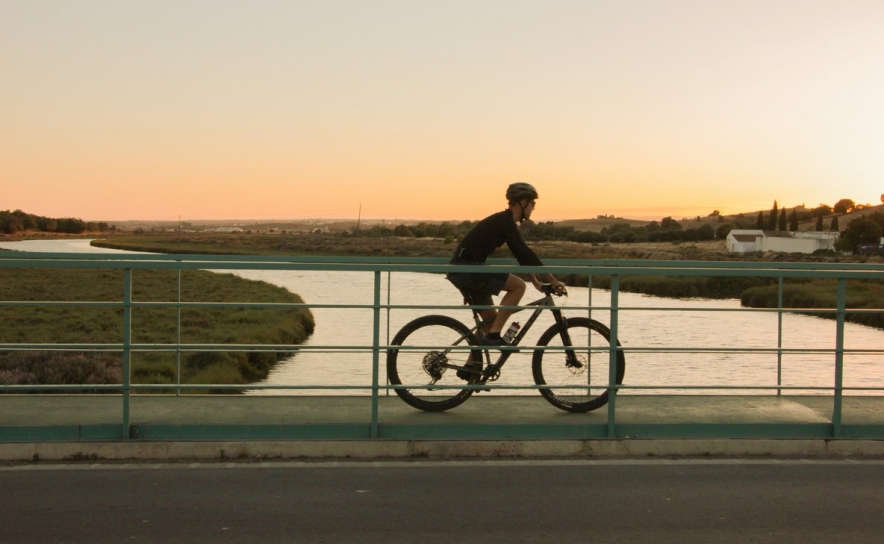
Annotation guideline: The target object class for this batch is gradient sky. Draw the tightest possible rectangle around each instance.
[2,1,883,222]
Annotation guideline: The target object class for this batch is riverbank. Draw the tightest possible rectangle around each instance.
[90,233,884,330]
[0,267,314,390]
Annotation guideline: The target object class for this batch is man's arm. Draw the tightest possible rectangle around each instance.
[529,273,566,295]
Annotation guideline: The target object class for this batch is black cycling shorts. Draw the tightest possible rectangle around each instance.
[445,271,509,307]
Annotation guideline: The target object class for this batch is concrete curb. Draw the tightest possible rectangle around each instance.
[3,439,884,463]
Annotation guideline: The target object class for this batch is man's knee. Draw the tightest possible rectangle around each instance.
[504,275,526,295]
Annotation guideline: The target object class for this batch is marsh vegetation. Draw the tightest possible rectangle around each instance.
[0,267,314,390]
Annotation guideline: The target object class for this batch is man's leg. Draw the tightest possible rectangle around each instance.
[478,309,497,334]
[489,274,526,334]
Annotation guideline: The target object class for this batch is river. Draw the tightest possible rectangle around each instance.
[2,239,882,396]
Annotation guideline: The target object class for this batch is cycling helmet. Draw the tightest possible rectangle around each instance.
[506,182,539,203]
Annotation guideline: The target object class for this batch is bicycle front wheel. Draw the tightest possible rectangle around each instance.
[532,317,625,413]
[387,315,483,412]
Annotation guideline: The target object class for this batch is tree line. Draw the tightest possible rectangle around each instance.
[0,209,113,235]
[750,199,883,252]
[352,216,722,244]
[351,197,882,251]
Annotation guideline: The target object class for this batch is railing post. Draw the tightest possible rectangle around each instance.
[832,278,846,437]
[176,264,182,397]
[777,276,784,396]
[122,268,132,439]
[606,274,619,438]
[371,270,381,438]
[385,270,392,397]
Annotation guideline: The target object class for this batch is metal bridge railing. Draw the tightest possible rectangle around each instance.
[1,251,882,441]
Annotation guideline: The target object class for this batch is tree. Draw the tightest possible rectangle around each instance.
[766,201,778,230]
[830,216,839,232]
[815,204,833,216]
[660,216,682,230]
[392,225,414,237]
[833,198,856,214]
[716,223,734,240]
[789,209,798,231]
[815,213,824,231]
[697,224,715,241]
[835,216,882,252]
[756,211,765,229]
[778,208,787,231]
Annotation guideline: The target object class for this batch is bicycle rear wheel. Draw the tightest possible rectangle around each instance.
[387,315,483,412]
[532,317,625,413]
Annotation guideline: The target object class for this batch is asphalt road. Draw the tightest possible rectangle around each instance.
[2,460,883,543]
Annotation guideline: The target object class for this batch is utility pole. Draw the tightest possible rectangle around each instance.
[355,204,361,236]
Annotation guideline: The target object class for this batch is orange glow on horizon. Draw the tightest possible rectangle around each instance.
[2,2,882,223]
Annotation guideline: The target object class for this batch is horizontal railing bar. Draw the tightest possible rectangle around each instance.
[384,384,884,392]
[1,300,879,316]
[3,383,881,393]
[4,251,884,271]
[2,343,882,356]
[3,257,884,279]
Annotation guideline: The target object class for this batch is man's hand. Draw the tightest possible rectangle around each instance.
[533,278,567,296]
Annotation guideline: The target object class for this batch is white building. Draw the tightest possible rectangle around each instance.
[726,229,838,254]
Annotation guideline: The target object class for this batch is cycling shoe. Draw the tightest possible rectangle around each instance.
[456,360,483,381]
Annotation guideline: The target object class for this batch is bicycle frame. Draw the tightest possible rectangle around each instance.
[466,293,575,378]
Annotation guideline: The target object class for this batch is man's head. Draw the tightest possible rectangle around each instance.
[506,182,538,204]
[506,182,538,222]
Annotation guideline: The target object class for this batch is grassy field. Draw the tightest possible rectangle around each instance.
[0,267,314,391]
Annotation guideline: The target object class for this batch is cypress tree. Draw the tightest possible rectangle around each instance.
[830,216,839,232]
[756,211,765,229]
[778,208,788,230]
[766,201,779,230]
[815,213,824,231]
[789,209,799,231]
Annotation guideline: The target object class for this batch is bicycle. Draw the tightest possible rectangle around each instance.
[386,284,625,412]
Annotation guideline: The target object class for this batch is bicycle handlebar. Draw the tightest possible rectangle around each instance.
[539,283,567,297]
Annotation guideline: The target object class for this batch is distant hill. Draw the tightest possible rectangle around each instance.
[556,204,884,233]
[557,216,651,232]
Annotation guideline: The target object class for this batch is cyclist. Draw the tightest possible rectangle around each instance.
[446,182,566,359]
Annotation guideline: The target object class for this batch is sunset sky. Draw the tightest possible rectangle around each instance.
[2,1,882,223]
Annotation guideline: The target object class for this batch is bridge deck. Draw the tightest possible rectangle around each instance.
[4,395,884,461]
[3,394,883,427]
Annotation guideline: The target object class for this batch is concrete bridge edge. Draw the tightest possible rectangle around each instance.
[2,439,884,464]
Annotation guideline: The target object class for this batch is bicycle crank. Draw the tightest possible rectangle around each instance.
[482,365,501,382]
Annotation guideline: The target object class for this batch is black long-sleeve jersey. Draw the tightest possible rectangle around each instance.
[449,210,543,267]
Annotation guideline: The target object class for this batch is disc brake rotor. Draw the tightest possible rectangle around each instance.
[566,354,587,377]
